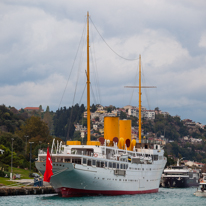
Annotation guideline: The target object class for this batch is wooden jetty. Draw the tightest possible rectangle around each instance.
[0,186,56,196]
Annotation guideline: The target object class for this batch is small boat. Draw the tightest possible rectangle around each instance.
[35,12,167,197]
[194,174,206,197]
[161,159,199,188]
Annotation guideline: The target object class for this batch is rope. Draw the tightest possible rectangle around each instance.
[90,26,101,104]
[129,63,139,105]
[90,17,139,61]
[58,18,87,109]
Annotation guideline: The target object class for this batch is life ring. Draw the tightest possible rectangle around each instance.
[94,153,98,157]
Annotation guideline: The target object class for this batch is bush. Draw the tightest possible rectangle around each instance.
[0,170,5,177]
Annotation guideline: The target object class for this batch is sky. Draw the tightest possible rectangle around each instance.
[1,0,206,124]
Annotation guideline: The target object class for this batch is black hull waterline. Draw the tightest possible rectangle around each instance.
[162,177,199,188]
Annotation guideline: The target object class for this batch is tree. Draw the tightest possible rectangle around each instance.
[43,110,53,134]
[95,116,99,122]
[39,105,42,111]
[16,116,50,140]
[46,106,50,112]
[91,104,97,112]
[120,111,127,120]
[107,107,112,113]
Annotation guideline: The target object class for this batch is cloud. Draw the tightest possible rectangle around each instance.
[199,31,206,48]
[0,0,206,124]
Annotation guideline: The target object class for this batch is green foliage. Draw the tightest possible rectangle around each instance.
[0,144,27,169]
[95,116,99,121]
[164,151,175,167]
[129,116,138,127]
[0,132,24,155]
[73,131,81,140]
[53,104,85,140]
[91,104,97,112]
[16,116,51,141]
[120,111,127,120]
[107,107,112,113]
[0,104,26,133]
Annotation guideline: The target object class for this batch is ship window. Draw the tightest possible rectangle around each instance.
[105,162,108,168]
[113,163,116,169]
[109,162,113,168]
[97,161,101,167]
[87,159,91,166]
[92,160,96,166]
[189,173,193,178]
[101,161,104,168]
[153,155,158,161]
[65,158,70,163]
[83,158,87,165]
[117,163,119,169]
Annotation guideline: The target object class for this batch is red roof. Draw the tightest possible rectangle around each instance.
[24,107,40,110]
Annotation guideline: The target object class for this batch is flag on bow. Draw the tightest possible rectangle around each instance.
[43,147,53,182]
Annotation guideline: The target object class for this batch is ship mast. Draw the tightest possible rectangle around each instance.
[138,55,142,143]
[125,55,156,144]
[87,11,91,143]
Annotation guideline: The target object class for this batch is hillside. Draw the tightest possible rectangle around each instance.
[1,103,206,170]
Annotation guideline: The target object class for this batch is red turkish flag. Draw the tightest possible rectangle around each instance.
[43,147,53,182]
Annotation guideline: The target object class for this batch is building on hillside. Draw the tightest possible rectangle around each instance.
[98,126,104,134]
[196,122,205,129]
[93,124,98,130]
[184,160,205,168]
[142,110,155,120]
[183,136,189,142]
[96,104,104,110]
[24,107,44,112]
[190,138,202,144]
[123,105,134,111]
[112,109,120,116]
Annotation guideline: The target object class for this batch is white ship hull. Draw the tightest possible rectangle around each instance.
[36,144,166,197]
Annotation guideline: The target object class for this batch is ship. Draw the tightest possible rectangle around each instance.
[161,159,199,188]
[194,173,206,197]
[35,12,167,197]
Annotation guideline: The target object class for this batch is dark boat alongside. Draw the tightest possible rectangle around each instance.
[161,160,200,188]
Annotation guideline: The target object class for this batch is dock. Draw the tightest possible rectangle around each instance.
[0,178,56,196]
[0,186,56,196]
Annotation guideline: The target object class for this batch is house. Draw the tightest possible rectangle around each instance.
[185,160,205,168]
[24,107,44,112]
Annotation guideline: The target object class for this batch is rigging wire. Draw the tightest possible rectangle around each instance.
[89,17,139,61]
[79,83,87,105]
[90,24,101,104]
[91,83,97,105]
[58,19,87,109]
[142,63,151,110]
[66,20,87,140]
[129,63,139,105]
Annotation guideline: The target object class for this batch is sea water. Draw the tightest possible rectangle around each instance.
[0,188,205,206]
